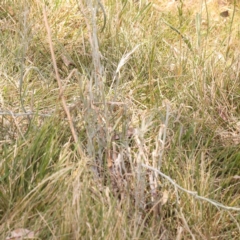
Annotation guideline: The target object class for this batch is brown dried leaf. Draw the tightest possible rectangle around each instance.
[107,150,113,168]
[160,190,169,206]
[233,175,240,180]
[220,10,229,17]
[6,228,35,240]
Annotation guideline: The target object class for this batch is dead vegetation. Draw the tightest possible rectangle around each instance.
[0,0,240,239]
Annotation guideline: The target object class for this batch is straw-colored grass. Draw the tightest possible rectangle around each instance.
[1,0,240,239]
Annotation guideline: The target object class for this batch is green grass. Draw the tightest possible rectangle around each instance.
[1,0,240,239]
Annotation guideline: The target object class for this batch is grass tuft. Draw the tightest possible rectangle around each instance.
[1,0,240,239]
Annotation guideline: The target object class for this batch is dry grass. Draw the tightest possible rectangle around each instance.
[0,0,240,239]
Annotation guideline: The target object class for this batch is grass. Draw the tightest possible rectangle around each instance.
[0,0,240,239]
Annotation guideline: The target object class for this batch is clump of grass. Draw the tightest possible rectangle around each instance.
[0,0,240,239]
